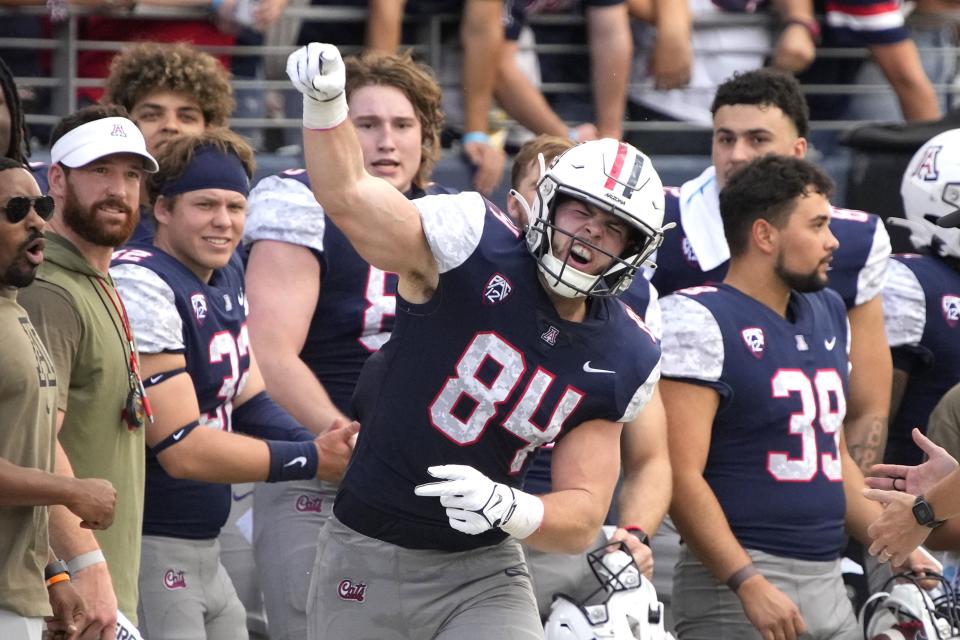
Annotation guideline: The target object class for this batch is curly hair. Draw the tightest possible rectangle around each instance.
[344,49,444,189]
[102,42,234,128]
[147,128,255,205]
[711,69,810,139]
[719,155,833,257]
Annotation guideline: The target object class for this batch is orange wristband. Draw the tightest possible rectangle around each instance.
[46,572,70,588]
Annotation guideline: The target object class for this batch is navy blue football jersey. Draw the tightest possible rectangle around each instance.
[661,284,850,561]
[523,276,660,496]
[242,168,456,414]
[111,246,251,539]
[651,168,890,310]
[336,192,662,551]
[883,253,960,465]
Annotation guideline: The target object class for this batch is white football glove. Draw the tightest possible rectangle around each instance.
[285,42,349,130]
[414,464,544,538]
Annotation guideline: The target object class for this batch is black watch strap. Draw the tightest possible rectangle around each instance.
[44,559,70,581]
[913,495,945,528]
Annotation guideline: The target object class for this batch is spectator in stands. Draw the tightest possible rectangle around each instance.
[242,48,453,640]
[626,0,692,90]
[494,0,634,143]
[74,0,286,109]
[508,134,672,622]
[19,104,158,640]
[0,157,112,640]
[109,128,357,640]
[365,0,507,195]
[799,0,940,123]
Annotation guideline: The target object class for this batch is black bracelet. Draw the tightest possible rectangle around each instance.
[783,16,822,44]
[725,563,759,593]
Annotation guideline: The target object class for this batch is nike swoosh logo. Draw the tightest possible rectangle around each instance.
[824,337,837,351]
[233,489,254,501]
[149,375,163,384]
[172,429,186,441]
[284,456,307,468]
[583,361,616,374]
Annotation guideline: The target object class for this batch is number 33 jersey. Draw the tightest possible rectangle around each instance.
[337,192,662,551]
[110,246,250,539]
[661,284,850,562]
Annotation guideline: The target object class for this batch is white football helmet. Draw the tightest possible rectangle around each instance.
[898,128,960,259]
[522,138,667,299]
[860,572,960,639]
[544,543,674,640]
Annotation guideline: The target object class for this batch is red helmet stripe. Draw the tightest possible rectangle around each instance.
[604,142,629,190]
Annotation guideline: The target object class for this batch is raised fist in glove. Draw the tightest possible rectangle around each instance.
[285,42,349,130]
[414,464,543,538]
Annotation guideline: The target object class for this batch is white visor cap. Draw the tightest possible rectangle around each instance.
[50,116,159,173]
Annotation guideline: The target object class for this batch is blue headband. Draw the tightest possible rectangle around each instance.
[159,145,250,198]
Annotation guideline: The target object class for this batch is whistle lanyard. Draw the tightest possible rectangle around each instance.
[93,276,154,426]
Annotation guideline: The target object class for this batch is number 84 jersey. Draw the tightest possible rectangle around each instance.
[338,192,662,552]
[660,284,850,562]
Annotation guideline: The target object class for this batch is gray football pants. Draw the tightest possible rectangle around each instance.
[252,477,336,640]
[137,535,248,640]
[307,515,544,640]
[673,546,859,640]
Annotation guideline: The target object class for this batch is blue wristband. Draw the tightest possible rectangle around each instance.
[210,0,223,9]
[265,440,318,482]
[567,128,579,142]
[462,131,490,146]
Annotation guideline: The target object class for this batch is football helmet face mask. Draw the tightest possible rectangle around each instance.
[544,543,674,640]
[522,139,667,299]
[860,571,960,639]
[898,128,960,260]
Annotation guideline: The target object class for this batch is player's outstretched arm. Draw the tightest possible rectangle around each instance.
[662,379,807,640]
[139,352,311,483]
[287,43,437,294]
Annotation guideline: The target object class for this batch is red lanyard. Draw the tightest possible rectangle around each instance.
[95,277,154,424]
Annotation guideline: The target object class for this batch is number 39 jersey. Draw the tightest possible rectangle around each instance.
[337,192,662,552]
[242,169,456,414]
[110,246,250,539]
[661,284,850,562]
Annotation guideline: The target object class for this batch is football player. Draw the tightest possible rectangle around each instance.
[653,68,891,474]
[287,42,666,639]
[880,129,960,467]
[242,49,455,640]
[662,155,934,640]
[109,129,357,640]
[509,134,671,620]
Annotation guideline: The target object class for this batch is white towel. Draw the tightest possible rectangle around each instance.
[678,166,730,272]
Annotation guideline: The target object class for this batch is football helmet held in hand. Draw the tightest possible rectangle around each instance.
[544,541,674,639]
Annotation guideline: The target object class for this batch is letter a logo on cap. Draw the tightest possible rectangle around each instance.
[111,124,127,137]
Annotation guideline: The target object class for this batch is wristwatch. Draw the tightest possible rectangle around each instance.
[44,559,70,582]
[912,495,945,528]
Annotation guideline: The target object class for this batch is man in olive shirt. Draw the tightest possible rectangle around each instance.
[0,158,117,638]
[20,105,158,640]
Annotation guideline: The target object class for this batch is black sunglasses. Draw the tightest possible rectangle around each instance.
[3,195,55,223]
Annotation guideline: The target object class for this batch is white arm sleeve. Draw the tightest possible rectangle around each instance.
[642,282,662,341]
[111,263,184,354]
[242,174,327,253]
[619,361,661,423]
[414,192,487,274]
[660,294,724,382]
[882,258,926,348]
[855,219,892,306]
